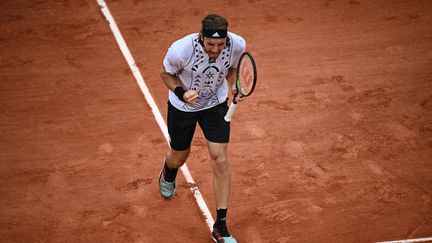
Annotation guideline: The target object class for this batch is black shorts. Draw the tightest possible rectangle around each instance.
[167,101,230,151]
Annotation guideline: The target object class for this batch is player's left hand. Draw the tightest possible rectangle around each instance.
[231,83,244,102]
[231,83,237,95]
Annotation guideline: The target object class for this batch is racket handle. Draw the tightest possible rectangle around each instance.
[224,101,237,122]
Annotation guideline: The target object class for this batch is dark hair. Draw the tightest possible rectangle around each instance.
[201,14,228,31]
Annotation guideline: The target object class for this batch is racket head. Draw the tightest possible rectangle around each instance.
[236,52,257,97]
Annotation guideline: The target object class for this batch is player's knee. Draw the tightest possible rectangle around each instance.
[167,149,190,168]
[211,155,229,170]
[169,159,185,168]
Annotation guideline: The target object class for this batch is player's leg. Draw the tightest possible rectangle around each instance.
[207,141,231,209]
[198,101,237,242]
[198,101,231,208]
[159,102,197,199]
[207,141,236,243]
[198,101,232,208]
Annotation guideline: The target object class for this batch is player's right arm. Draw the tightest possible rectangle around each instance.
[160,67,198,104]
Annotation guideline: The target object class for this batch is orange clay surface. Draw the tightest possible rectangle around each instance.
[1,0,432,242]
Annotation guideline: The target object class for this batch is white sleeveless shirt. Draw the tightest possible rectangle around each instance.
[163,32,246,112]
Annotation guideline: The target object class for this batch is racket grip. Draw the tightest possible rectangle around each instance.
[224,101,237,122]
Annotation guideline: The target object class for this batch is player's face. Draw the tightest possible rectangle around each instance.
[202,37,227,60]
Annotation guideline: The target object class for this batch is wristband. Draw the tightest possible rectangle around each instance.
[174,86,186,102]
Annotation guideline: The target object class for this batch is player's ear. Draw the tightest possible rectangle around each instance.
[199,33,204,46]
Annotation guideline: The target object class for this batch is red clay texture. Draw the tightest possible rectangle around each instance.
[1,0,431,242]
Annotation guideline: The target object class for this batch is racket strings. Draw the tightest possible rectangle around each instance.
[237,56,255,95]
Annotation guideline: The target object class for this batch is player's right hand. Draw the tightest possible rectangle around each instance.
[183,90,198,104]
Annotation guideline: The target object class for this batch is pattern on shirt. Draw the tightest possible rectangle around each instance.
[183,35,233,110]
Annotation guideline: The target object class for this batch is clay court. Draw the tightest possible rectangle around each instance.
[1,0,431,242]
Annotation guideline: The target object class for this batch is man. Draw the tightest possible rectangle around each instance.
[158,14,246,243]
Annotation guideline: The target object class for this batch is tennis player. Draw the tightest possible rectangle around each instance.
[158,14,246,243]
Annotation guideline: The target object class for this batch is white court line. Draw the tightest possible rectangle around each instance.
[377,237,432,243]
[96,0,215,232]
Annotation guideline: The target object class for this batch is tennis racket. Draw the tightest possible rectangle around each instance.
[224,52,257,122]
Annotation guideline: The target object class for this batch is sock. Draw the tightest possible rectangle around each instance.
[215,208,228,226]
[163,160,178,182]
